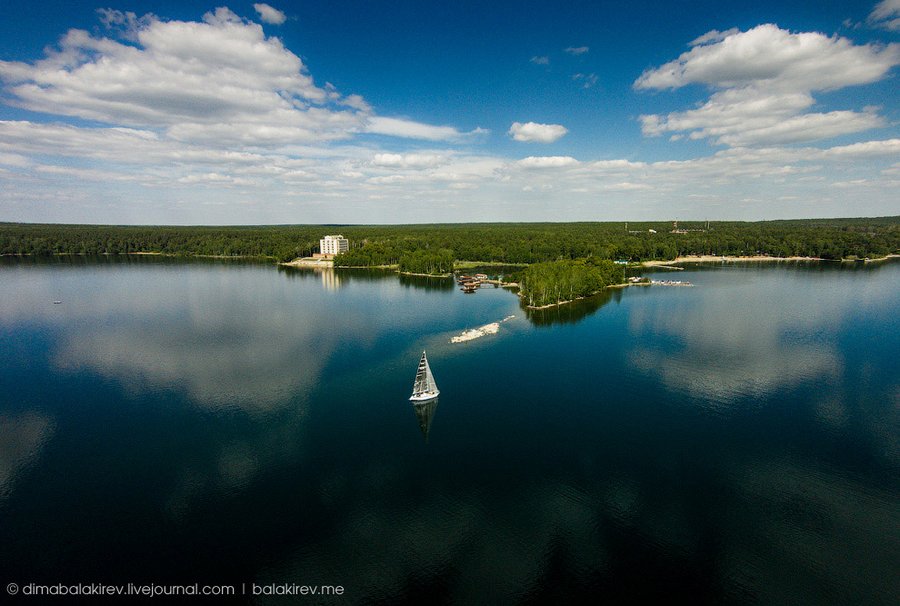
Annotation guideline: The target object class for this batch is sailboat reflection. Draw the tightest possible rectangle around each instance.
[411,398,439,442]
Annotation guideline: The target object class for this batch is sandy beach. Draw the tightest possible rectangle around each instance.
[641,255,824,267]
[283,257,334,268]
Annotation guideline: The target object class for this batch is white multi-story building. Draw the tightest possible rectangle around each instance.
[319,235,349,256]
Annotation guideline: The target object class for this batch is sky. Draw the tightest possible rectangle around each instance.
[0,0,897,224]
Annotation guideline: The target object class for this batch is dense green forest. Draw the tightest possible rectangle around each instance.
[334,245,454,274]
[397,249,454,275]
[519,258,625,307]
[1,217,898,264]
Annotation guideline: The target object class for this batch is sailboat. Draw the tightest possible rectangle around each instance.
[409,351,440,401]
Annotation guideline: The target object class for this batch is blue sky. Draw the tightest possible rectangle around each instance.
[0,1,897,224]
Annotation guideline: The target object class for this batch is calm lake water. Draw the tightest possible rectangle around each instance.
[1,257,898,604]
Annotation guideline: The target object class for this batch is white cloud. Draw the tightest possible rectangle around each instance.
[371,153,447,169]
[635,24,900,146]
[177,172,253,185]
[253,3,287,25]
[635,24,899,91]
[3,110,898,223]
[3,111,898,219]
[517,156,579,168]
[572,73,598,88]
[366,175,408,185]
[869,0,900,31]
[689,28,740,47]
[365,117,484,141]
[564,46,589,55]
[0,8,473,148]
[587,159,647,170]
[640,89,884,146]
[0,152,30,167]
[508,122,568,143]
[0,9,359,144]
[823,138,900,157]
[530,56,550,65]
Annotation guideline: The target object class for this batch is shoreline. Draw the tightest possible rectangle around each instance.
[398,271,452,278]
[2,251,275,260]
[280,258,450,277]
[523,282,633,309]
[858,254,900,263]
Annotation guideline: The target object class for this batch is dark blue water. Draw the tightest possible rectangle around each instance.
[1,257,898,604]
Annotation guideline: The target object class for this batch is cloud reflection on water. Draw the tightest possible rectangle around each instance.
[625,266,897,407]
[2,264,348,413]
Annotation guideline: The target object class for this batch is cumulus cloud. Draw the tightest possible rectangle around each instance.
[635,24,899,91]
[508,121,568,143]
[517,156,578,168]
[0,8,361,144]
[564,46,589,55]
[635,24,900,146]
[253,3,286,25]
[366,117,485,141]
[869,0,900,31]
[0,8,473,148]
[530,56,550,65]
[639,89,885,146]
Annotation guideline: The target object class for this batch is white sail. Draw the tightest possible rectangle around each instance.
[410,351,439,401]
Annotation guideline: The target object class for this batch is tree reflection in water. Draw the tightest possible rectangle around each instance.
[522,288,622,327]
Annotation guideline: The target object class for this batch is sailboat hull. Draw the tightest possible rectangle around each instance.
[409,390,439,402]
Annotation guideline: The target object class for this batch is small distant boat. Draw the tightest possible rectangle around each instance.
[409,351,440,401]
[52,301,62,304]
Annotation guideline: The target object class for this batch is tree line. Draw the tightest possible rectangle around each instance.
[0,224,323,262]
[1,218,898,264]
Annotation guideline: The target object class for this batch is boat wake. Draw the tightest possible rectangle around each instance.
[450,315,515,343]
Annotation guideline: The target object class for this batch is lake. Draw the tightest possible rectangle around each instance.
[1,257,898,604]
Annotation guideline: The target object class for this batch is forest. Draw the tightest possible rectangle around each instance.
[1,217,898,264]
[396,249,455,275]
[518,258,625,307]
